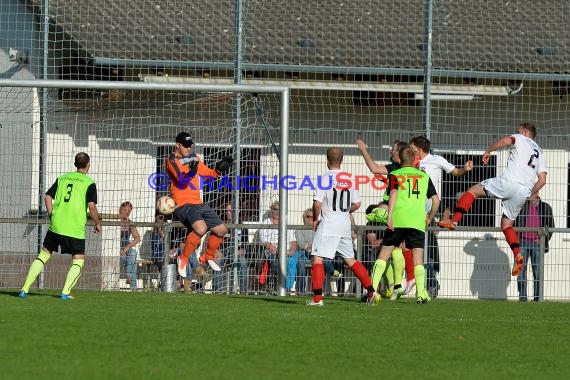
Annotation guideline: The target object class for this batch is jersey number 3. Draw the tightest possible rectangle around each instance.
[63,183,74,202]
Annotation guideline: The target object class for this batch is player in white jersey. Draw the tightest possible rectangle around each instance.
[437,123,548,277]
[307,147,380,306]
[409,135,474,199]
[408,136,473,296]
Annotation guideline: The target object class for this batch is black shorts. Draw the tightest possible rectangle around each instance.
[381,228,425,249]
[43,229,86,255]
[173,204,223,230]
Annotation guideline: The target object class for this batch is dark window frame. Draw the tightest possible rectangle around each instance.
[441,153,496,227]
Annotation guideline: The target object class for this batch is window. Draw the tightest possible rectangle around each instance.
[441,153,496,227]
[201,146,261,222]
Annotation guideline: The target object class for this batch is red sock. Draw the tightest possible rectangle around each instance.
[182,232,202,262]
[350,261,375,297]
[452,192,476,223]
[502,226,520,257]
[203,234,223,263]
[403,248,414,281]
[311,263,325,302]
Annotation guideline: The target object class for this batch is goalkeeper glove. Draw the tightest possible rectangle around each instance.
[215,155,233,173]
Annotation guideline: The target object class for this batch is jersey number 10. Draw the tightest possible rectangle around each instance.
[332,188,350,212]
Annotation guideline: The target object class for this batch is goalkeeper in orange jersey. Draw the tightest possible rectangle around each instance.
[166,132,233,278]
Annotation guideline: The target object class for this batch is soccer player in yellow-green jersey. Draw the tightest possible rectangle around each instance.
[370,147,440,303]
[19,152,101,300]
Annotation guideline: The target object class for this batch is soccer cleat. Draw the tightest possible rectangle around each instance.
[367,292,382,305]
[177,256,188,278]
[18,290,27,298]
[416,295,431,304]
[306,300,324,306]
[511,254,524,276]
[416,292,432,304]
[390,287,406,300]
[380,289,393,298]
[206,259,222,272]
[60,293,74,300]
[436,220,457,230]
[405,278,416,295]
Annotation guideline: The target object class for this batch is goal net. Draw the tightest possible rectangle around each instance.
[0,82,287,292]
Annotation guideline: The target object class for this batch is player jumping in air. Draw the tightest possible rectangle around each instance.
[166,132,233,277]
[437,123,547,277]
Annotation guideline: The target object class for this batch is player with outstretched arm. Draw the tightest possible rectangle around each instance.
[437,123,547,277]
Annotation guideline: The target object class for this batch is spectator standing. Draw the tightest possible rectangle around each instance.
[514,194,554,301]
[119,201,141,291]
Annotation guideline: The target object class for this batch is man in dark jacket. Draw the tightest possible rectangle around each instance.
[513,194,554,302]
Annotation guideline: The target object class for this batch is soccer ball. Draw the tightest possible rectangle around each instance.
[156,195,176,215]
[366,207,388,224]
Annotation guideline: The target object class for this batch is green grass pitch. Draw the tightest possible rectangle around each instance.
[2,290,569,380]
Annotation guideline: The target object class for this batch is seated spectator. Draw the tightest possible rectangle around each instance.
[174,242,199,292]
[151,215,166,271]
[258,201,298,292]
[291,208,315,294]
[210,247,226,292]
[217,201,250,294]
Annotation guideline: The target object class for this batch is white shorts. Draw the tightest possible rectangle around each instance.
[311,231,354,260]
[481,177,531,220]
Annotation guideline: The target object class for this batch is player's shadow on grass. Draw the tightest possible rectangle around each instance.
[1,290,25,298]
[0,290,55,298]
[464,234,510,300]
